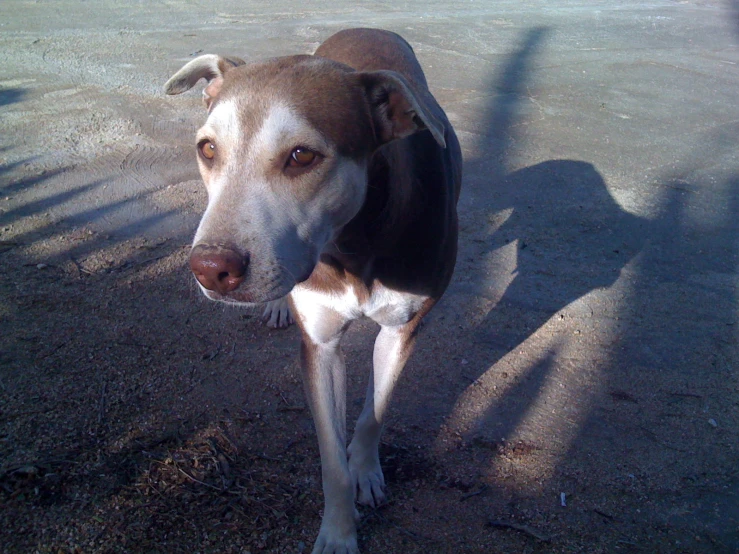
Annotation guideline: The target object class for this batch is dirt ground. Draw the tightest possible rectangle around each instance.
[1,1,738,553]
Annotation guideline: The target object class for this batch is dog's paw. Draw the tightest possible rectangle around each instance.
[348,443,386,508]
[261,297,294,328]
[311,525,359,554]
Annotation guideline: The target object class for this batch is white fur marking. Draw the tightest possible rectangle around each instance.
[251,103,329,163]
[199,98,240,145]
[291,283,428,343]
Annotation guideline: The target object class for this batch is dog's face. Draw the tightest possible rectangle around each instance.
[188,57,373,304]
[165,54,445,305]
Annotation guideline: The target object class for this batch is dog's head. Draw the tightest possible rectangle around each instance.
[165,53,445,305]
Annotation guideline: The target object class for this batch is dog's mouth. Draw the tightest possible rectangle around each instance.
[189,242,305,303]
[197,279,296,306]
[200,287,259,305]
[193,263,315,306]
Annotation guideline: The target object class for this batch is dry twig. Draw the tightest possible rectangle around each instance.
[488,519,551,542]
[175,465,223,491]
[460,484,488,501]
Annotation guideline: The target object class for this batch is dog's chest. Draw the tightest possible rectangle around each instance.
[291,281,428,329]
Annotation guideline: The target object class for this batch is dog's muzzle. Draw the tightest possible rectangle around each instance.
[189,244,249,295]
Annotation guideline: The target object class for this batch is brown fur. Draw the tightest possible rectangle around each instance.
[166,28,463,552]
[215,57,376,159]
[310,29,462,300]
[194,30,462,301]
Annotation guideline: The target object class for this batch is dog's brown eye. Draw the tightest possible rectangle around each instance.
[288,147,316,168]
[199,141,216,160]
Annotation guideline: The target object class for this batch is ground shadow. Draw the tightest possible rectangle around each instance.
[0,87,25,107]
[0,153,196,270]
[0,86,321,552]
[434,26,647,444]
[421,22,739,552]
[580,168,739,550]
[731,0,739,36]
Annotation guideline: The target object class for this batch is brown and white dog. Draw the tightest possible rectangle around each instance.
[165,28,461,554]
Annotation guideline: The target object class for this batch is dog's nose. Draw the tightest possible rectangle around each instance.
[189,244,248,294]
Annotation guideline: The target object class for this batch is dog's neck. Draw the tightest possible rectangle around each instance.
[326,140,418,267]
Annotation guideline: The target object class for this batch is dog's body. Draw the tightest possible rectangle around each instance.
[165,28,461,553]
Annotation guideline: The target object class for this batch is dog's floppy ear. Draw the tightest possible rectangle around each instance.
[355,70,446,149]
[164,54,245,108]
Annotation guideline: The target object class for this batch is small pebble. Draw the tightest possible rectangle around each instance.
[36,263,48,270]
[708,418,717,427]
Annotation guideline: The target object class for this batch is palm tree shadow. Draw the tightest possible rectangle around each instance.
[465,159,647,439]
[476,160,646,358]
[418,23,739,550]
[437,27,649,443]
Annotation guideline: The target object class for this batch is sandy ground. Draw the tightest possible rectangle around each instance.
[1,1,738,553]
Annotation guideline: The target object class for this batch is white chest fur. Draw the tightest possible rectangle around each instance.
[291,281,428,332]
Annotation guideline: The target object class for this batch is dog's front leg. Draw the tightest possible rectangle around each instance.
[348,315,424,508]
[298,316,358,554]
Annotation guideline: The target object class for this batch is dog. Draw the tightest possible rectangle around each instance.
[164,28,461,554]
